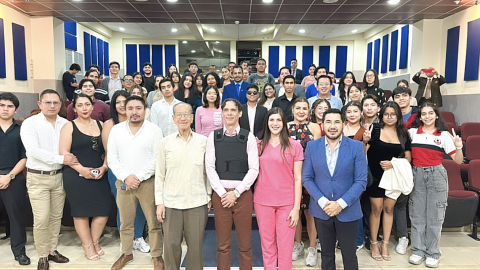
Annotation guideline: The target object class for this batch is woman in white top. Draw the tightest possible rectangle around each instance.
[258,83,277,110]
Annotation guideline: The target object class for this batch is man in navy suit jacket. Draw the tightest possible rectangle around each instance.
[291,59,304,84]
[303,108,367,270]
[222,65,251,105]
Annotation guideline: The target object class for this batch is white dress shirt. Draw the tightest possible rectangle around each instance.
[20,112,68,171]
[150,98,181,136]
[247,104,256,134]
[107,120,163,182]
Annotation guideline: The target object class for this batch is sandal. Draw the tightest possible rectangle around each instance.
[82,241,100,261]
[370,240,383,261]
[381,240,391,261]
[93,240,105,256]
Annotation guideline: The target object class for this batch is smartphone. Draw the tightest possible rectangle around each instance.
[423,68,433,73]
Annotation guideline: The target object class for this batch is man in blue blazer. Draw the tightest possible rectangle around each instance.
[222,65,251,105]
[303,108,367,270]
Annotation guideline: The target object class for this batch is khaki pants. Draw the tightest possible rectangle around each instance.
[26,172,66,258]
[163,205,208,270]
[116,177,163,257]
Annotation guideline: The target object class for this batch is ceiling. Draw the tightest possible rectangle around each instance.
[2,0,476,25]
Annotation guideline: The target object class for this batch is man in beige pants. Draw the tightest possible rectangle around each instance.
[108,96,164,270]
[20,89,79,270]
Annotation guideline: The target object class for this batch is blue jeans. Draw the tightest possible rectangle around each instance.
[357,217,364,247]
[409,165,448,260]
[108,168,146,239]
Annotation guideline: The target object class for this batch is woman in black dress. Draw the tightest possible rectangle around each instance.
[59,94,111,261]
[363,101,411,262]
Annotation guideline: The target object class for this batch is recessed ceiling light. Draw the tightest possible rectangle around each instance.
[261,28,268,32]
[182,40,187,43]
[172,28,177,32]
[299,29,305,33]
[387,0,400,4]
[351,29,358,33]
[119,27,125,31]
[216,41,220,43]
[263,0,273,3]
[210,28,216,32]
[167,0,178,2]
[135,0,148,2]
[191,50,196,53]
[323,0,338,3]
[218,50,223,53]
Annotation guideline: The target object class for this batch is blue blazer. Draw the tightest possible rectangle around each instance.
[302,136,367,222]
[222,81,251,105]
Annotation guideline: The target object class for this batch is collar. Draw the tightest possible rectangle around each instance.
[416,125,441,136]
[11,119,21,127]
[235,81,243,87]
[325,136,343,147]
[175,130,193,141]
[125,120,146,135]
[39,112,61,123]
[223,125,240,136]
[280,94,297,100]
[247,103,257,109]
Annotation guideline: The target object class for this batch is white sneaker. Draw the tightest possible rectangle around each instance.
[133,237,150,253]
[409,254,425,265]
[292,241,305,261]
[356,244,364,252]
[426,257,439,268]
[305,247,317,267]
[395,237,409,255]
[316,239,321,252]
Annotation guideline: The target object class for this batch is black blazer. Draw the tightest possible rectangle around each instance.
[239,104,267,139]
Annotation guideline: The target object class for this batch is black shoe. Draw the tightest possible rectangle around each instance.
[365,238,371,250]
[15,254,31,265]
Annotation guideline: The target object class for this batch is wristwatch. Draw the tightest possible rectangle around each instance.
[233,189,240,198]
[9,174,15,180]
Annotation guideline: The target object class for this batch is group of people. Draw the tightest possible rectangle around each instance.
[1,58,459,270]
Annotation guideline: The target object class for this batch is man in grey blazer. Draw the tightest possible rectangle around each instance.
[274,66,306,98]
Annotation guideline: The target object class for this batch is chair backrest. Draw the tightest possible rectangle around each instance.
[64,100,72,108]
[466,135,480,161]
[468,160,480,190]
[441,111,456,126]
[384,90,392,101]
[357,82,364,89]
[442,159,464,191]
[445,122,456,135]
[461,122,480,142]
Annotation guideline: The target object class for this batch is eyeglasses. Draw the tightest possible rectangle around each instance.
[366,74,375,78]
[174,112,192,118]
[124,79,134,82]
[318,83,330,87]
[247,91,258,95]
[42,101,61,108]
[384,113,397,118]
[92,137,99,151]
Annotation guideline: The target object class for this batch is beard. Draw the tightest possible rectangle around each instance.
[325,130,341,141]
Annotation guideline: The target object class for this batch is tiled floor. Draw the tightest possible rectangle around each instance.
[1,228,480,269]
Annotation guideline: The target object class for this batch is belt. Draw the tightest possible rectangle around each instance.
[27,168,62,175]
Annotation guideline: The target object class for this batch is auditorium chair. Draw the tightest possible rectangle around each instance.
[441,111,461,134]
[461,122,480,143]
[442,160,478,228]
[64,100,72,108]
[467,160,480,240]
[460,136,480,171]
[384,90,392,101]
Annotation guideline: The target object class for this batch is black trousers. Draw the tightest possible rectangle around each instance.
[0,173,27,256]
[315,217,359,270]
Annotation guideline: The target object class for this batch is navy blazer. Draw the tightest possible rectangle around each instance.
[222,81,251,105]
[292,69,304,84]
[302,136,367,222]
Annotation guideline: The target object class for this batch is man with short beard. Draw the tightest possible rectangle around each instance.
[222,65,251,104]
[303,108,367,270]
[108,96,164,270]
[143,63,156,93]
[74,70,109,103]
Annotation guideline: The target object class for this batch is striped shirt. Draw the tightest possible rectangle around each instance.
[408,126,456,167]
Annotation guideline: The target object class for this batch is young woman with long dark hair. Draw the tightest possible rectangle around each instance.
[171,71,181,92]
[175,73,202,128]
[132,72,147,94]
[258,83,277,110]
[310,99,331,136]
[337,71,356,104]
[343,101,366,141]
[363,101,411,262]
[363,69,385,106]
[407,103,463,268]
[195,85,223,137]
[166,64,178,79]
[255,107,303,270]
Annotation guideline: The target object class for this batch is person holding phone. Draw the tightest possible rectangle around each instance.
[412,67,446,107]
[59,93,112,261]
